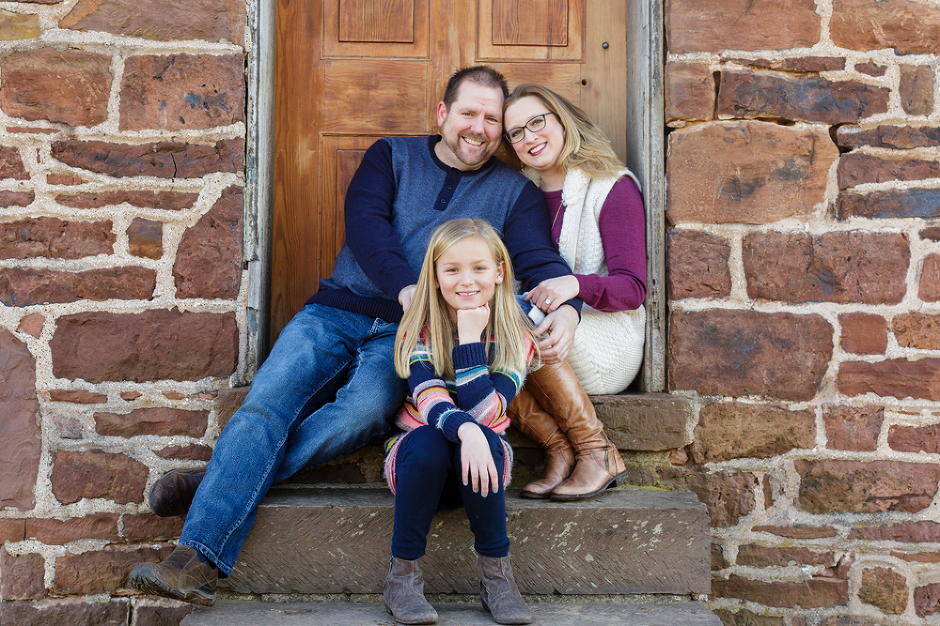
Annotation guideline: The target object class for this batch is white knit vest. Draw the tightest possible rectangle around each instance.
[539,167,646,394]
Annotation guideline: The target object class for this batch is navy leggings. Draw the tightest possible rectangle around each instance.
[391,424,510,560]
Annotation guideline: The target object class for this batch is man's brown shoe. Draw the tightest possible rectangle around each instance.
[149,468,205,517]
[129,545,217,606]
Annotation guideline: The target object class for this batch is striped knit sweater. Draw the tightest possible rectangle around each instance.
[384,331,534,494]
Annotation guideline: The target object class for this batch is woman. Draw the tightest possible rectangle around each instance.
[502,84,646,501]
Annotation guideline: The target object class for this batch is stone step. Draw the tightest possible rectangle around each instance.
[248,391,691,487]
[183,600,722,626]
[223,487,710,597]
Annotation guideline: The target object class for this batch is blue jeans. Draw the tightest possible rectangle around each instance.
[180,304,407,576]
[391,425,509,561]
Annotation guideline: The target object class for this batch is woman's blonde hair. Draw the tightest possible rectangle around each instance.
[503,84,625,180]
[394,218,537,379]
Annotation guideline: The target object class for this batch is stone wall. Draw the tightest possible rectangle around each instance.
[0,0,247,622]
[665,0,940,624]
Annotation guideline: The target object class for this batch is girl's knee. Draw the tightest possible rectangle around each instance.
[398,426,451,471]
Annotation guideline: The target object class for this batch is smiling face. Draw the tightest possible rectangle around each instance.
[435,235,504,313]
[503,95,566,181]
[435,81,504,171]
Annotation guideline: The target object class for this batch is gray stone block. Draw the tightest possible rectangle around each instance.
[223,487,710,596]
[183,601,722,626]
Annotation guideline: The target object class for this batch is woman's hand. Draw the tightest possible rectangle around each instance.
[456,303,490,344]
[525,276,580,313]
[457,422,499,496]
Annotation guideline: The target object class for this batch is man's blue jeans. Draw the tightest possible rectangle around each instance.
[179,304,407,576]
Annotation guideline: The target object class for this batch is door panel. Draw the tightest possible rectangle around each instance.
[272,0,626,342]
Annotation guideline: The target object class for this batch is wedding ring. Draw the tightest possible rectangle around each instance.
[545,299,552,305]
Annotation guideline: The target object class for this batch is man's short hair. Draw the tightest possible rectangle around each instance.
[442,66,509,108]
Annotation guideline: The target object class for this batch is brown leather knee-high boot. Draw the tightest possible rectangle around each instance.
[507,387,574,499]
[524,361,626,501]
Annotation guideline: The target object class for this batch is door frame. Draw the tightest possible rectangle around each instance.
[243,0,666,391]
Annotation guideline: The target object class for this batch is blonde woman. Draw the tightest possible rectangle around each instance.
[501,84,646,501]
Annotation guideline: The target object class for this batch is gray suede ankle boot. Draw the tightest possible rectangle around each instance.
[477,555,532,625]
[383,557,438,624]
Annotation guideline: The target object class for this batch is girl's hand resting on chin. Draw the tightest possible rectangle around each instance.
[456,303,490,345]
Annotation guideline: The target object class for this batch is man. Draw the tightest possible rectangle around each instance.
[129,65,581,606]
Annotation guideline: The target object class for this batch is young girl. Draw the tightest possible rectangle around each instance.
[383,219,537,626]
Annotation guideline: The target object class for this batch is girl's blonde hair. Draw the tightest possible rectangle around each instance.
[395,218,537,379]
[503,84,625,180]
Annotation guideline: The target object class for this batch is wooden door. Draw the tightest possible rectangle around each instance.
[271,0,628,343]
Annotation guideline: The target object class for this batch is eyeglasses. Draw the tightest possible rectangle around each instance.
[505,112,557,144]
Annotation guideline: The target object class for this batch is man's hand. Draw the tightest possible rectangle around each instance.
[458,422,499,496]
[536,304,579,363]
[399,284,417,311]
[524,276,580,314]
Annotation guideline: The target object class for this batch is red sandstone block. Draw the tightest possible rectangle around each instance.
[0,328,40,512]
[0,599,130,625]
[669,310,833,401]
[133,604,194,626]
[0,217,114,260]
[839,312,888,355]
[666,0,820,53]
[154,444,213,460]
[859,567,908,614]
[51,139,243,178]
[24,513,119,544]
[16,313,43,337]
[822,405,883,451]
[50,309,237,383]
[796,459,940,513]
[48,389,107,403]
[667,121,836,225]
[693,402,814,463]
[0,266,156,305]
[893,312,940,349]
[93,407,209,438]
[921,227,940,241]
[56,190,198,210]
[0,190,33,207]
[658,466,758,526]
[665,63,715,123]
[120,54,245,131]
[838,153,940,189]
[712,575,848,609]
[888,423,940,453]
[855,62,887,77]
[60,0,245,44]
[0,548,44,600]
[666,229,731,299]
[920,254,940,302]
[128,218,163,259]
[0,48,111,126]
[751,525,837,539]
[713,609,784,625]
[121,514,184,542]
[723,56,845,73]
[915,582,940,618]
[848,520,940,542]
[736,544,836,568]
[837,188,940,221]
[54,546,170,594]
[173,185,243,299]
[50,450,148,505]
[838,125,940,149]
[838,358,940,401]
[718,71,889,124]
[743,231,909,305]
[900,65,935,116]
[832,0,940,55]
[0,145,28,180]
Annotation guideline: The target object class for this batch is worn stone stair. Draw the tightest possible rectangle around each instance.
[183,600,721,625]
[181,392,718,626]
